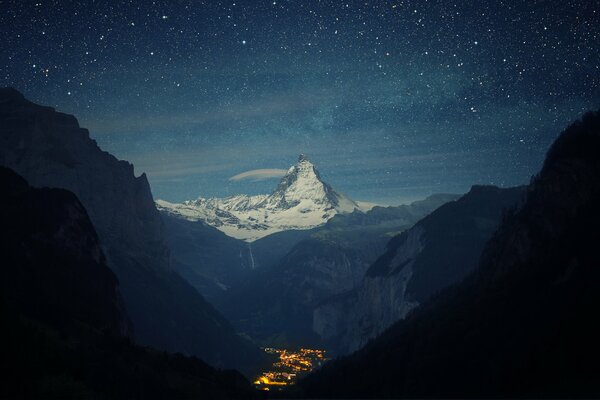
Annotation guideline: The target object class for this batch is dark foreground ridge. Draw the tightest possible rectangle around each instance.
[0,166,258,399]
[0,87,262,371]
[298,110,600,398]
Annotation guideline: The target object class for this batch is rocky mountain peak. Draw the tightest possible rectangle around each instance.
[289,154,319,179]
[294,153,317,171]
[157,155,361,241]
[270,155,327,204]
[297,153,310,163]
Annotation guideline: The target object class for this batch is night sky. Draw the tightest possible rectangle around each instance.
[1,1,599,204]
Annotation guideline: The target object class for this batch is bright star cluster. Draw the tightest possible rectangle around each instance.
[1,1,599,203]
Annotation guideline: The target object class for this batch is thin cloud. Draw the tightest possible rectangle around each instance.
[229,169,288,181]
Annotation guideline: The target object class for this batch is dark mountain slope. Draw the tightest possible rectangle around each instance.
[161,214,255,300]
[315,185,525,355]
[162,210,318,302]
[0,166,130,338]
[300,110,600,398]
[0,87,261,371]
[0,166,257,399]
[216,194,457,347]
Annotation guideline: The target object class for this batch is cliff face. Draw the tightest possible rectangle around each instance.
[0,88,168,275]
[216,194,457,347]
[313,185,525,355]
[477,111,600,286]
[160,213,256,300]
[301,111,600,398]
[0,88,261,371]
[0,169,257,399]
[0,166,131,337]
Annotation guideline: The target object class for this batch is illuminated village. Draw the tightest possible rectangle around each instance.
[254,348,329,391]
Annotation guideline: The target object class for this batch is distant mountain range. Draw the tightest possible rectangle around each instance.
[154,150,463,348]
[214,193,459,347]
[157,154,366,241]
[4,86,598,398]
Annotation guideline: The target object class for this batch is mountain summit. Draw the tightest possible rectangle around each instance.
[259,154,358,213]
[157,155,361,241]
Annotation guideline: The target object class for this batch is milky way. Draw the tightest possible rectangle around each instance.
[1,0,599,203]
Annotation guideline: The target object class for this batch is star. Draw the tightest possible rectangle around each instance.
[0,0,596,203]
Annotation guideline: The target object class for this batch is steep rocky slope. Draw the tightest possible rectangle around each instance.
[300,110,600,398]
[162,209,321,300]
[0,87,261,371]
[160,213,255,300]
[0,166,131,338]
[0,166,257,399]
[314,185,524,354]
[215,194,457,346]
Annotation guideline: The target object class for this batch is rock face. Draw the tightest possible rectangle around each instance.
[0,88,261,371]
[313,229,421,352]
[0,166,131,337]
[0,88,168,274]
[314,185,525,354]
[160,213,255,300]
[215,194,458,347]
[162,212,320,300]
[157,154,361,241]
[0,169,258,400]
[300,110,600,398]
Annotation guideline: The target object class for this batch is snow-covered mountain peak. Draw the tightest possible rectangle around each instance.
[293,154,319,175]
[266,154,336,210]
[275,154,319,186]
[284,154,319,181]
[156,155,362,241]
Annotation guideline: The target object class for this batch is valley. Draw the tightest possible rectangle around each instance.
[0,88,598,398]
[157,155,462,349]
[2,0,598,397]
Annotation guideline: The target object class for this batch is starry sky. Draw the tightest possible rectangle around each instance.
[1,0,599,204]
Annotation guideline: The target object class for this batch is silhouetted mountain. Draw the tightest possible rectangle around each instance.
[216,194,458,347]
[299,111,600,398]
[315,185,524,355]
[0,166,131,338]
[0,166,257,399]
[0,87,261,371]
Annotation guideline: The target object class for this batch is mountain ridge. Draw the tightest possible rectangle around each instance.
[0,87,262,371]
[214,193,458,347]
[299,110,600,397]
[313,184,525,355]
[157,154,361,241]
[0,166,257,399]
